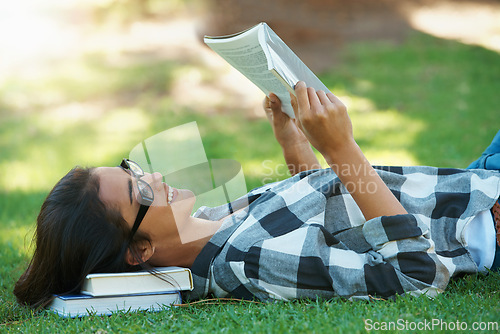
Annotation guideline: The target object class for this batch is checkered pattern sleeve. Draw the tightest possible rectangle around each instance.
[209,213,448,301]
[185,167,500,302]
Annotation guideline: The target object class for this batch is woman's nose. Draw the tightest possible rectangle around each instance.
[141,172,163,184]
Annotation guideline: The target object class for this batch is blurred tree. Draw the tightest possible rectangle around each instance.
[198,0,500,72]
[198,0,411,72]
[92,0,200,25]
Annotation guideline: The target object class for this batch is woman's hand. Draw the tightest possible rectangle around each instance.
[293,81,407,219]
[293,81,355,160]
[263,92,321,175]
[263,93,308,148]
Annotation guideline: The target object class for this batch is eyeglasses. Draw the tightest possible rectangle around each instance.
[119,159,154,242]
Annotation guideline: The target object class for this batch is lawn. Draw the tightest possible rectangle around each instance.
[1,26,499,333]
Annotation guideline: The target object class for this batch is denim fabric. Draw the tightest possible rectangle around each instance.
[467,130,500,171]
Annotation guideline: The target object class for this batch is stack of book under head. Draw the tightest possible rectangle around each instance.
[48,267,193,317]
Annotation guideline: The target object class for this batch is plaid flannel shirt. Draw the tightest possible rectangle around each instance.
[184,166,500,301]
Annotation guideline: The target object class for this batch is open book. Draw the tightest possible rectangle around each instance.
[204,22,330,118]
[81,266,193,297]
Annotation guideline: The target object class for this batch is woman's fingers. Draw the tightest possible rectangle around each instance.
[327,92,346,111]
[307,87,322,113]
[263,96,273,122]
[317,90,331,106]
[294,81,310,119]
[290,92,298,115]
[326,92,337,103]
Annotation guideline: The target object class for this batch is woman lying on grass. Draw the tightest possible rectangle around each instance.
[14,82,500,308]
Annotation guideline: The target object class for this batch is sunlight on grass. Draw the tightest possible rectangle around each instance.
[242,159,290,185]
[352,108,424,166]
[339,90,375,113]
[1,106,152,192]
[0,227,34,258]
[1,161,47,192]
[333,89,425,166]
[363,150,420,166]
[324,32,499,167]
[92,107,152,156]
[406,1,500,53]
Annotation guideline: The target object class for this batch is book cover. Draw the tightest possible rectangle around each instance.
[49,291,181,318]
[81,266,193,297]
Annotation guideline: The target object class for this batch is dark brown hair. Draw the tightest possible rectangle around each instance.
[13,167,147,308]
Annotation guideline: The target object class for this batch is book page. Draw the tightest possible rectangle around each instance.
[205,24,295,118]
[261,23,331,95]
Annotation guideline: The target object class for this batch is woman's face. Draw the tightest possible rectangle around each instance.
[94,167,196,248]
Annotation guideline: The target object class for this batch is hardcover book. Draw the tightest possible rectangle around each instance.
[81,266,193,297]
[49,291,181,318]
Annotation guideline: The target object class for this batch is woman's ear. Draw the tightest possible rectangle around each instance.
[126,240,155,266]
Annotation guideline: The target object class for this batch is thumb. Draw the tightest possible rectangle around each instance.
[269,93,290,123]
[269,93,280,110]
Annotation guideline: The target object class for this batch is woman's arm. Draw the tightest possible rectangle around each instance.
[264,93,321,175]
[293,81,407,220]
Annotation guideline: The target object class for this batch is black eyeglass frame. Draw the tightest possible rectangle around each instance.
[119,159,154,242]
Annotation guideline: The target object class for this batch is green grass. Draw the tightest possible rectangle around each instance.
[323,33,500,167]
[1,29,499,332]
